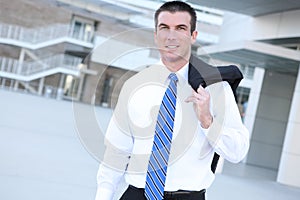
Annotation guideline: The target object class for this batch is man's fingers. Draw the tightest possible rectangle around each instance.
[185,95,198,103]
[186,85,210,103]
[197,85,208,96]
[186,91,206,102]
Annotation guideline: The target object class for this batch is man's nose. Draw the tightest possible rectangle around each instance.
[167,29,177,40]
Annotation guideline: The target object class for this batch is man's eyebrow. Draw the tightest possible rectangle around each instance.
[158,23,188,28]
[176,24,188,28]
[158,23,169,27]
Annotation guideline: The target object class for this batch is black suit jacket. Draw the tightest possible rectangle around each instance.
[188,54,243,101]
[188,54,244,173]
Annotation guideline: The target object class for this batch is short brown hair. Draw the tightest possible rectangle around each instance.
[154,1,197,34]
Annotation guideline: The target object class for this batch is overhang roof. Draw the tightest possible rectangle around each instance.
[188,0,300,16]
[197,41,300,74]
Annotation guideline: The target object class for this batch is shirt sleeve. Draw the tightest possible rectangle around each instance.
[203,81,250,163]
[95,82,134,200]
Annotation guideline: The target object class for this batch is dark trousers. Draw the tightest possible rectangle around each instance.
[120,185,206,200]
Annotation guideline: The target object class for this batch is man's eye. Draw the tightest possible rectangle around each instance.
[177,26,186,30]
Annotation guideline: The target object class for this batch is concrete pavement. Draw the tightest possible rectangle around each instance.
[1,89,300,200]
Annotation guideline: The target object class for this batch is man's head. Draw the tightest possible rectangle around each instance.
[154,1,198,71]
[154,1,197,35]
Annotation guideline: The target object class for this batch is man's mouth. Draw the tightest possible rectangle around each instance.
[166,45,179,49]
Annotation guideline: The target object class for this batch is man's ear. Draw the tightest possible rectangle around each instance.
[191,31,198,44]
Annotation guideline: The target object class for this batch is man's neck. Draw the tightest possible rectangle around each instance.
[162,58,189,72]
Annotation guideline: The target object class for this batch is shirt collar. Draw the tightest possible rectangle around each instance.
[157,60,189,83]
[177,62,189,82]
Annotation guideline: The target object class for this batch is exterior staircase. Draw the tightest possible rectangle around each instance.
[0,54,83,81]
[0,23,96,98]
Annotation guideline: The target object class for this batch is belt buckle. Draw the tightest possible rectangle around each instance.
[164,190,191,197]
[173,190,191,195]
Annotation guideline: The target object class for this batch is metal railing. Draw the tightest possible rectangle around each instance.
[0,54,82,76]
[0,23,93,44]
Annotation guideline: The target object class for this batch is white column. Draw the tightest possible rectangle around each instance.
[1,78,6,88]
[38,77,45,96]
[14,49,25,90]
[277,66,300,187]
[57,74,65,100]
[76,74,85,101]
[242,67,265,164]
[243,67,265,141]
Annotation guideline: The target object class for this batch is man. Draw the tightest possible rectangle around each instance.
[95,1,249,200]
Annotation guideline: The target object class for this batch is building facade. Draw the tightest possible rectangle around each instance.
[0,0,269,184]
[0,0,157,106]
[196,0,300,188]
[2,0,251,108]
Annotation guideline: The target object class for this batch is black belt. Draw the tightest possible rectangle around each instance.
[164,189,206,197]
[129,185,206,198]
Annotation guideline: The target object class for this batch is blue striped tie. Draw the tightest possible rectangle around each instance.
[145,73,178,200]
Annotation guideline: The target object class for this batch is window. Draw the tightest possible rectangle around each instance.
[70,16,95,42]
[236,86,250,122]
[240,64,255,80]
[101,75,114,107]
[64,75,79,98]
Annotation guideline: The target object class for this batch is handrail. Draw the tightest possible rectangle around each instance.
[0,54,82,76]
[0,23,93,44]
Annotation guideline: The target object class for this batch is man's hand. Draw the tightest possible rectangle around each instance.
[185,85,213,129]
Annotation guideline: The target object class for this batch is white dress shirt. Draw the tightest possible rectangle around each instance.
[95,62,249,200]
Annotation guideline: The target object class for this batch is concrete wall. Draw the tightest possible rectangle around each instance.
[278,68,300,187]
[219,9,300,43]
[80,62,136,107]
[0,0,72,27]
[246,69,297,170]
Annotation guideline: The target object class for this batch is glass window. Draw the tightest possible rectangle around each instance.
[72,21,82,40]
[236,86,250,122]
[101,75,114,107]
[240,64,255,80]
[70,17,95,42]
[64,75,79,98]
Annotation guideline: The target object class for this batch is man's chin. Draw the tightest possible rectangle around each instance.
[163,55,186,63]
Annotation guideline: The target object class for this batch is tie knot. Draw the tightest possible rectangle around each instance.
[169,73,178,82]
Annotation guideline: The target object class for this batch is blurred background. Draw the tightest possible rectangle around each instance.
[1,0,300,199]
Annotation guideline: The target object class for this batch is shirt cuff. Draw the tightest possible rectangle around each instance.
[201,123,210,134]
[95,187,114,200]
[200,117,222,147]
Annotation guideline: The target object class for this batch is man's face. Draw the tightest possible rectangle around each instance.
[155,11,197,65]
